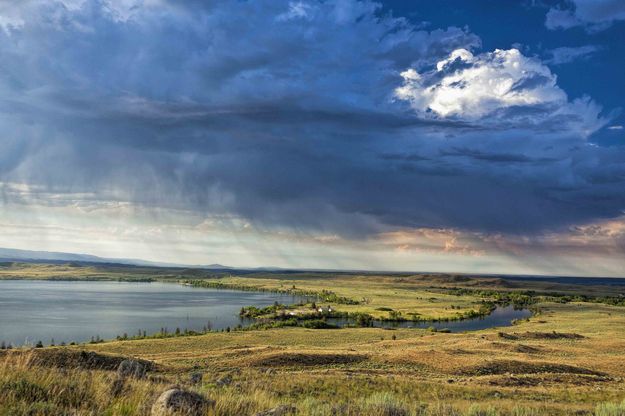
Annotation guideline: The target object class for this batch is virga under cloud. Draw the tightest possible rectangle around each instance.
[0,0,623,275]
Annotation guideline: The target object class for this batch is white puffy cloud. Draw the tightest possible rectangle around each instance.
[546,0,625,32]
[396,48,563,119]
[394,48,605,136]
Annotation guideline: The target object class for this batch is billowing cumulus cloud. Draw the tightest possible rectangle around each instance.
[394,48,605,135]
[0,0,624,273]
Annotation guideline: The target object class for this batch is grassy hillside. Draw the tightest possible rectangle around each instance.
[2,264,625,415]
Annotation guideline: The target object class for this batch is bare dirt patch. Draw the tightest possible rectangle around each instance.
[484,373,613,387]
[490,342,542,354]
[250,352,368,367]
[498,331,585,340]
[460,360,605,377]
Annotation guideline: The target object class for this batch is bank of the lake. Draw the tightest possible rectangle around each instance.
[326,304,532,332]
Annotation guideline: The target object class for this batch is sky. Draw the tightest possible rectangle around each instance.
[0,0,624,276]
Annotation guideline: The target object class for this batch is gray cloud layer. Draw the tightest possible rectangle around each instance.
[0,0,624,240]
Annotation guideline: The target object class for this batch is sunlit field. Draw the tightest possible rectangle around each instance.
[2,264,625,415]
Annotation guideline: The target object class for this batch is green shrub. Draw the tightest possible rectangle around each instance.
[466,404,498,416]
[300,320,338,329]
[427,403,462,416]
[0,402,62,416]
[363,392,409,416]
[595,399,625,416]
[350,312,374,327]
[510,406,541,416]
[1,379,49,402]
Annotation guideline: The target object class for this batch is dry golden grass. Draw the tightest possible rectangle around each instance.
[2,266,625,415]
[66,300,624,415]
[0,350,160,416]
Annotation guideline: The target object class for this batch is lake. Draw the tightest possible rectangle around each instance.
[0,281,532,347]
[0,280,305,347]
[327,305,532,332]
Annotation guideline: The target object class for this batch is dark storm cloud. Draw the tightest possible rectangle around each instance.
[0,0,624,238]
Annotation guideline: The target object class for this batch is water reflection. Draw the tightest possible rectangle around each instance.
[326,305,531,332]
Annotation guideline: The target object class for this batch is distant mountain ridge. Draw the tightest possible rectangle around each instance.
[2,247,620,281]
[0,247,229,269]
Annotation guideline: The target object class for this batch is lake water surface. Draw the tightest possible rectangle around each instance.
[0,280,304,347]
[0,280,532,346]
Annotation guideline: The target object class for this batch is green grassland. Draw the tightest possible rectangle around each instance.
[2,263,625,415]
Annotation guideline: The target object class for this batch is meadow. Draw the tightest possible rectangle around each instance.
[1,263,625,415]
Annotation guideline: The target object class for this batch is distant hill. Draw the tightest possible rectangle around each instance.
[0,247,621,281]
[0,247,219,268]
